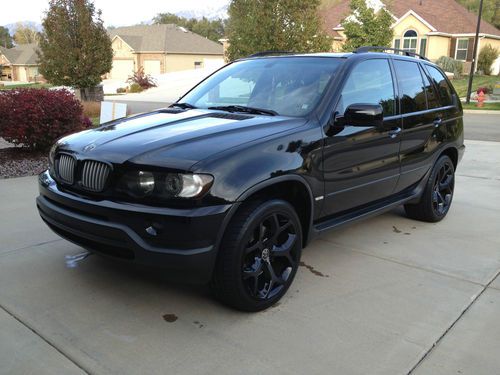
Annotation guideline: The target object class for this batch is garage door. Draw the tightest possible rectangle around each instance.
[111,60,134,80]
[144,60,161,75]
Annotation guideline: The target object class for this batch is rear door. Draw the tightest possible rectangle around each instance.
[392,59,444,192]
[321,58,402,217]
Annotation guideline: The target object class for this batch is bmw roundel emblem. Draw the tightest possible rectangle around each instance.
[83,143,96,152]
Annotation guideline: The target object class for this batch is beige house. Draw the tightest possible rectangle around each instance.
[322,0,500,74]
[108,24,224,80]
[0,44,41,82]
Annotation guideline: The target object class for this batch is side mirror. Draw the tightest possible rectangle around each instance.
[344,104,384,128]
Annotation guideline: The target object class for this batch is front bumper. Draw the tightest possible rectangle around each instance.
[36,171,233,283]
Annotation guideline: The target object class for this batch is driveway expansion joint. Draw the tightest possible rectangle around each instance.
[0,239,63,258]
[0,303,91,375]
[406,268,500,374]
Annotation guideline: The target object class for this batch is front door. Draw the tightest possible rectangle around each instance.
[321,58,402,217]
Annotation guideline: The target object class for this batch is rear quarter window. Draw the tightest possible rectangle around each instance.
[425,65,454,106]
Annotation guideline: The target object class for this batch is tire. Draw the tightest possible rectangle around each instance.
[211,199,303,312]
[404,155,455,223]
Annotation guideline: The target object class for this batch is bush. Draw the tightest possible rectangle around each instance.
[0,89,91,151]
[116,87,127,94]
[128,83,143,93]
[127,67,157,90]
[436,56,464,78]
[478,44,499,76]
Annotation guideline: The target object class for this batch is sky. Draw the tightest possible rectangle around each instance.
[0,0,230,27]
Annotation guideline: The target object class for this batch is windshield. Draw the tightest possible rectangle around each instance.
[181,57,344,117]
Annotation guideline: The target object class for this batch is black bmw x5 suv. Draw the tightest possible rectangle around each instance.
[37,47,464,311]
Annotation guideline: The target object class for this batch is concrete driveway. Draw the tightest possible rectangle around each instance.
[1,139,499,374]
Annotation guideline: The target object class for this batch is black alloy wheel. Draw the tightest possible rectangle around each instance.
[211,200,302,311]
[242,212,299,300]
[432,160,454,216]
[405,155,455,222]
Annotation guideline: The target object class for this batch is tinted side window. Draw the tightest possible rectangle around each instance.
[426,65,454,106]
[394,60,427,114]
[337,59,396,116]
[420,65,440,109]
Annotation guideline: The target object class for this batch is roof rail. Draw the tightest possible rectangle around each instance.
[247,50,295,58]
[354,46,430,61]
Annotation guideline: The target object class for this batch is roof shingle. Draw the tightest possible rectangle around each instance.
[0,44,39,65]
[321,0,500,36]
[110,24,223,55]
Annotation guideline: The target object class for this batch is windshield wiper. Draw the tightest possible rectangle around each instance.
[170,102,197,110]
[208,105,278,116]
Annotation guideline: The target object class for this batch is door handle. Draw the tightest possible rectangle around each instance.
[388,127,402,138]
[434,118,443,128]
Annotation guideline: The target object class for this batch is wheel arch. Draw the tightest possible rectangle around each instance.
[215,176,315,253]
[439,146,458,170]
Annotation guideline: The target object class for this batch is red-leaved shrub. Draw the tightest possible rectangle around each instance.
[127,67,157,90]
[0,89,91,151]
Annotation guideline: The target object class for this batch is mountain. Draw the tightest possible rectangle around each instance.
[175,4,229,20]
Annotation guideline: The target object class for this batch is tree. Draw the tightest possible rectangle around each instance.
[38,0,113,89]
[13,23,40,44]
[457,0,500,29]
[492,0,500,28]
[0,26,14,48]
[341,0,393,52]
[153,13,226,43]
[226,0,331,61]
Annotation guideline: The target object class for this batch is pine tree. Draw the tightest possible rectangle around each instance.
[0,26,14,48]
[38,0,113,89]
[341,0,393,52]
[226,0,332,61]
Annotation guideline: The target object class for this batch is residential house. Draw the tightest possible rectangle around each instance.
[108,24,224,80]
[0,43,41,82]
[322,0,500,74]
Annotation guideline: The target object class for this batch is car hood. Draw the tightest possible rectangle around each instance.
[56,109,307,170]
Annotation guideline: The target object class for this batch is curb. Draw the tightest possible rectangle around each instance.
[463,109,500,115]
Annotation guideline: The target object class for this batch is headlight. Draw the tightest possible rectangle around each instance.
[122,171,155,197]
[118,171,213,199]
[165,173,213,198]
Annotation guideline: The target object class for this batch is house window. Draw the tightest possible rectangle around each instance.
[403,30,418,53]
[419,38,427,57]
[455,38,469,61]
[394,39,401,50]
[194,61,202,69]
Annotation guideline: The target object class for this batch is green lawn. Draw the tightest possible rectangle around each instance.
[461,102,500,110]
[0,83,53,90]
[450,75,499,97]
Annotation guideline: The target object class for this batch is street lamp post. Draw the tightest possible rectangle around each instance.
[466,0,484,104]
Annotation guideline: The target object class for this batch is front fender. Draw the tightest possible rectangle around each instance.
[192,125,325,204]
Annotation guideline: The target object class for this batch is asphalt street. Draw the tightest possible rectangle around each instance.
[464,112,500,142]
